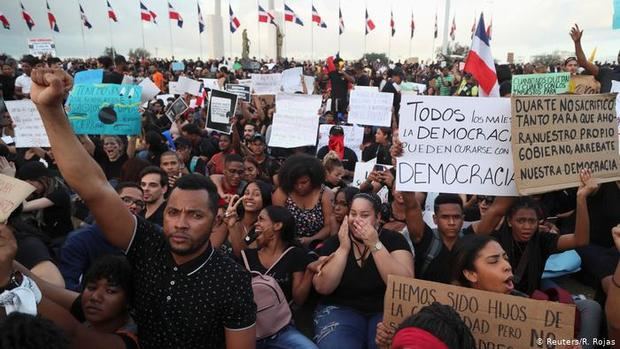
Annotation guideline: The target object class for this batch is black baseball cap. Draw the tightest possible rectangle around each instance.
[329,125,344,136]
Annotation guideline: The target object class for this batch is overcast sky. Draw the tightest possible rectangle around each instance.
[0,0,618,63]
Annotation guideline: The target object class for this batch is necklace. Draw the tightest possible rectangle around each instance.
[353,242,369,267]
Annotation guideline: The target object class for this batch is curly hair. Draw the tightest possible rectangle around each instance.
[278,154,325,194]
[0,313,69,349]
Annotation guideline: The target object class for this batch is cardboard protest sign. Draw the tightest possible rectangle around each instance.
[569,75,600,94]
[511,94,620,195]
[275,93,322,117]
[317,124,364,161]
[207,89,238,134]
[383,275,576,349]
[348,88,394,127]
[226,84,251,102]
[396,95,518,196]
[281,67,304,93]
[168,81,184,95]
[67,84,142,135]
[268,113,319,148]
[512,73,570,95]
[5,100,50,148]
[138,78,161,103]
[74,69,104,85]
[352,158,377,188]
[0,174,36,223]
[178,76,203,96]
[165,97,189,123]
[251,73,282,95]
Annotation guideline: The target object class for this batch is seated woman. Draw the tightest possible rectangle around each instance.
[312,193,414,349]
[8,253,138,349]
[212,180,272,257]
[240,206,317,349]
[273,154,333,247]
[330,187,360,236]
[322,152,346,190]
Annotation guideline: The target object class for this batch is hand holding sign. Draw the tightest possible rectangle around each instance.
[576,168,598,197]
[0,174,36,223]
[30,68,74,109]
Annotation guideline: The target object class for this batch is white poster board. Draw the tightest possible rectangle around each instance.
[303,75,315,95]
[138,78,161,103]
[251,73,282,95]
[5,100,50,148]
[268,113,319,148]
[348,88,394,127]
[168,81,184,95]
[201,78,222,91]
[27,38,56,56]
[317,124,364,160]
[352,158,377,188]
[178,76,203,96]
[281,67,304,93]
[396,95,518,196]
[275,93,322,117]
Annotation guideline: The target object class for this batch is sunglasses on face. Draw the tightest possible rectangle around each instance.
[477,196,495,203]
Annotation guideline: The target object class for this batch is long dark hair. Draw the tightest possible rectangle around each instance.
[452,235,497,288]
[237,180,273,217]
[263,206,297,246]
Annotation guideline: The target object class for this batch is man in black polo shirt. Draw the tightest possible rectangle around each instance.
[29,68,257,349]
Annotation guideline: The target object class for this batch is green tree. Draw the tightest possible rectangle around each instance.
[435,42,469,64]
[128,48,151,59]
[531,53,562,67]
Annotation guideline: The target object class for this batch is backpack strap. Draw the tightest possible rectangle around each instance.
[189,156,199,173]
[265,247,296,274]
[240,250,252,272]
[420,229,443,277]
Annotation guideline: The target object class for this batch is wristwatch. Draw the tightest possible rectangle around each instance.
[371,241,384,253]
[0,271,23,293]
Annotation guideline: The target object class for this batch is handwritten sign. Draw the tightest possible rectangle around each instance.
[512,73,571,95]
[74,69,104,85]
[251,73,282,95]
[168,81,184,95]
[226,84,251,102]
[66,84,142,135]
[352,158,377,188]
[0,174,36,223]
[396,95,518,196]
[511,94,620,195]
[281,67,304,93]
[317,124,364,160]
[348,88,394,127]
[27,38,56,56]
[5,100,50,148]
[268,113,318,148]
[206,89,237,134]
[384,275,576,349]
[569,75,600,95]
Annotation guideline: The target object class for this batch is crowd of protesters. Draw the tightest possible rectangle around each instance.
[0,23,618,349]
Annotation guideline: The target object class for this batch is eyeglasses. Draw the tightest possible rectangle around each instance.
[121,197,145,209]
[477,196,495,203]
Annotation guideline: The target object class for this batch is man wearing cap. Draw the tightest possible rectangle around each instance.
[248,133,278,182]
[317,125,358,179]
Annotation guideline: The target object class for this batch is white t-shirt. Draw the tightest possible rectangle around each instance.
[15,74,32,95]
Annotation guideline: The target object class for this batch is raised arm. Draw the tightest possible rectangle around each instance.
[472,197,515,235]
[402,192,425,244]
[29,68,135,250]
[557,169,596,251]
[569,24,599,77]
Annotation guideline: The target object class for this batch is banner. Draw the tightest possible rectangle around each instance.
[396,95,518,196]
[512,72,571,95]
[348,88,394,127]
[66,84,142,135]
[27,38,56,56]
[206,89,238,134]
[569,75,600,95]
[511,94,620,195]
[0,174,36,223]
[281,67,304,93]
[317,124,364,160]
[5,100,50,148]
[225,84,251,102]
[251,73,282,95]
[268,113,319,148]
[383,275,576,349]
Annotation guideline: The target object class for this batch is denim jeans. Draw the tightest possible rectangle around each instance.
[257,324,318,349]
[313,304,382,349]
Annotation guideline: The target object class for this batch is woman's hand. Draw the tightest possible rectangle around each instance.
[0,156,16,178]
[223,195,243,228]
[352,219,380,249]
[375,322,395,349]
[337,219,351,252]
[576,168,598,197]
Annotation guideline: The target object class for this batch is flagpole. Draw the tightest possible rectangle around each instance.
[139,0,146,50]
[78,1,87,58]
[107,7,115,60]
[311,6,314,61]
[167,7,174,58]
[283,3,287,59]
[388,5,392,61]
[257,0,261,59]
[229,0,232,59]
[363,0,367,57]
[337,0,341,54]
[198,0,203,58]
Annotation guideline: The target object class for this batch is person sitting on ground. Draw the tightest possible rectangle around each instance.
[322,152,346,190]
[210,154,246,208]
[330,186,360,236]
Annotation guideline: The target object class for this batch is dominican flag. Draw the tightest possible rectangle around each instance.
[197,3,205,33]
[284,4,303,26]
[20,2,35,31]
[229,5,240,33]
[433,14,438,38]
[312,5,327,28]
[338,7,344,35]
[470,16,476,39]
[450,16,456,40]
[80,3,92,29]
[365,9,375,35]
[258,5,275,25]
[168,2,183,28]
[140,2,157,23]
[410,13,414,38]
[107,1,117,22]
[0,12,9,30]
[486,19,493,40]
[464,14,499,97]
[47,1,59,32]
[390,10,395,36]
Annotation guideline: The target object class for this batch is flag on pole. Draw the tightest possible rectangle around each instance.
[470,16,476,39]
[47,1,60,32]
[168,2,183,28]
[0,12,10,30]
[464,14,499,97]
[229,4,240,33]
[107,1,118,22]
[80,3,92,29]
[312,5,327,28]
[258,5,275,25]
[284,4,304,26]
[365,9,375,35]
[433,13,438,38]
[588,47,597,62]
[20,2,35,31]
[410,12,415,39]
[486,18,492,40]
[197,3,205,33]
[140,2,157,23]
[390,10,395,37]
[450,16,456,40]
[338,7,344,35]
